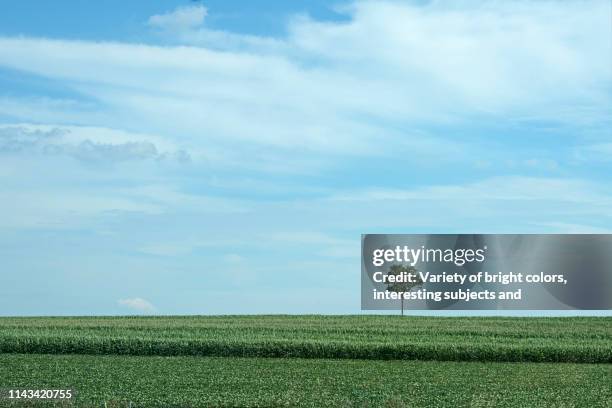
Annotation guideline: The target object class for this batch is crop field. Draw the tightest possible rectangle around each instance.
[1,354,611,408]
[0,316,610,363]
[0,316,610,407]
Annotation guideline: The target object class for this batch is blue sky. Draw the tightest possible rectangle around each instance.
[0,0,611,315]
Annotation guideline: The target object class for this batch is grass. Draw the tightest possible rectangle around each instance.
[0,316,610,406]
[1,354,611,407]
[0,316,610,363]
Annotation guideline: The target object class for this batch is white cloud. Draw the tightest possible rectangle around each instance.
[0,190,162,229]
[138,237,247,257]
[0,0,608,163]
[0,1,609,234]
[266,231,358,259]
[0,130,243,232]
[127,185,250,214]
[0,183,251,229]
[2,1,611,315]
[224,253,244,263]
[303,175,612,233]
[148,5,207,32]
[575,143,612,162]
[289,0,610,110]
[117,297,156,313]
[0,124,190,163]
[117,297,157,314]
[330,176,610,204]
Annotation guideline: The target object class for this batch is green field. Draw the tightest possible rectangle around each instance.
[1,316,610,363]
[1,354,611,408]
[0,316,610,407]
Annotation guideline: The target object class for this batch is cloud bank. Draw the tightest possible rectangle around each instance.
[0,1,610,314]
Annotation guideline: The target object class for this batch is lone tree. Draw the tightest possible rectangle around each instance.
[386,264,423,316]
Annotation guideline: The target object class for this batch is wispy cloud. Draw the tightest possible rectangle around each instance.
[0,125,190,163]
[574,143,612,162]
[0,0,608,161]
[330,176,611,204]
[0,1,610,314]
[148,5,207,32]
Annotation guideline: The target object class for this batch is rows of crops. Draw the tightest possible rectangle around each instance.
[2,354,611,407]
[0,316,610,363]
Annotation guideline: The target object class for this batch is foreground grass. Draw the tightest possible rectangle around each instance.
[1,354,610,407]
[0,316,610,363]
